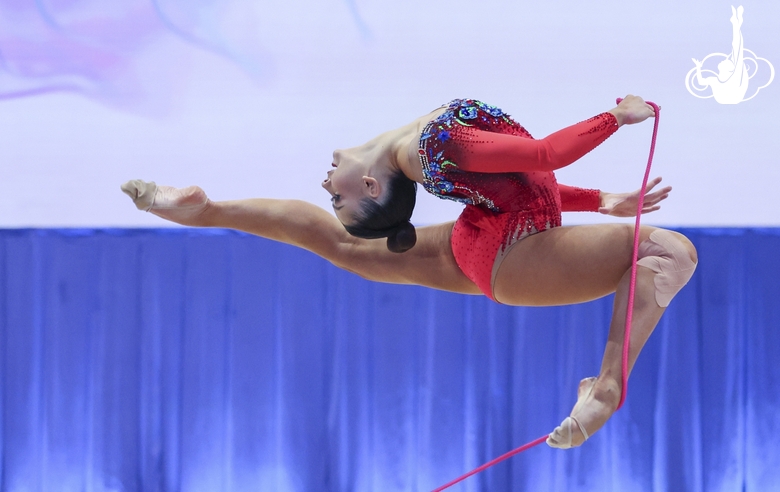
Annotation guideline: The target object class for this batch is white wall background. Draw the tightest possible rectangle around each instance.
[1,0,778,227]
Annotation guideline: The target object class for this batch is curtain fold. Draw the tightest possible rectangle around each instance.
[1,228,778,492]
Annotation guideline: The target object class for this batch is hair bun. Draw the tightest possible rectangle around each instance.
[386,221,417,253]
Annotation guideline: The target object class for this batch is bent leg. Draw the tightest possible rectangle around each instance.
[494,223,649,306]
[493,224,697,447]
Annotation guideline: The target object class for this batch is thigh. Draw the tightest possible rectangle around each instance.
[493,224,658,306]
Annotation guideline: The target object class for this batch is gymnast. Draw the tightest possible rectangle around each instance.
[692,5,749,104]
[122,95,697,449]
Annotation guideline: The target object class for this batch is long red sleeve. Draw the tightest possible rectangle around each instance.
[558,184,600,212]
[454,113,618,173]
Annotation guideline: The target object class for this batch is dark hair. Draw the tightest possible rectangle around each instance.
[343,172,418,253]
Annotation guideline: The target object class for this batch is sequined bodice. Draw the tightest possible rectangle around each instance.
[417,99,562,216]
[417,99,616,300]
[416,98,617,250]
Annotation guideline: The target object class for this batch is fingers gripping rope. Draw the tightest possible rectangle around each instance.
[432,99,660,492]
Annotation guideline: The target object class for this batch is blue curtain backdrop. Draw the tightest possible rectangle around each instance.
[0,228,778,492]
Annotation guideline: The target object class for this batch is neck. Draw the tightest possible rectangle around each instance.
[399,107,447,183]
[353,106,447,184]
[355,128,420,182]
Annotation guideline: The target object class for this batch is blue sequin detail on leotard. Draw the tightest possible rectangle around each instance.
[417,99,532,212]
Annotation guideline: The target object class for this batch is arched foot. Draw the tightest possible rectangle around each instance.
[121,180,210,224]
[547,376,620,449]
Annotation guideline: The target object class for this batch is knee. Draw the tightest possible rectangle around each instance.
[639,228,698,264]
[636,229,698,307]
[668,231,698,264]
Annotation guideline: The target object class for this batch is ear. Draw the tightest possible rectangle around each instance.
[362,176,381,198]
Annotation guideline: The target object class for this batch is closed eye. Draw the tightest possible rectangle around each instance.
[331,194,344,210]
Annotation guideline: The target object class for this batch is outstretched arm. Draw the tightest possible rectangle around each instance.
[455,95,656,174]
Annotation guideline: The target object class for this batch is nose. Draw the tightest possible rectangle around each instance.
[322,170,333,190]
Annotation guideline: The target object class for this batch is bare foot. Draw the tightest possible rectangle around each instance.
[546,376,621,449]
[121,180,211,226]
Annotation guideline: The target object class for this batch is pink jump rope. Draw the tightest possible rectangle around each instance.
[433,99,661,492]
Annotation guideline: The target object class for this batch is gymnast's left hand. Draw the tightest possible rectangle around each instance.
[610,95,656,126]
[598,176,671,217]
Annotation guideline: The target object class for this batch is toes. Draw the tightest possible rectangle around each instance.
[549,377,604,450]
[546,424,569,449]
[120,180,157,211]
[547,417,584,449]
[546,436,565,448]
[120,180,138,198]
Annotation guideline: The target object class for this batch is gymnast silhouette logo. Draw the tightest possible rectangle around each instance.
[685,5,774,104]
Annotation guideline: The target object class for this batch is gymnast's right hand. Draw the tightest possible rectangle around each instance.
[609,95,656,126]
[120,180,211,226]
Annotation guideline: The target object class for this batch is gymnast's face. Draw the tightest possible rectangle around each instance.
[322,149,381,226]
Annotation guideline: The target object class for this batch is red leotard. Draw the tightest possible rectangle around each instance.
[417,99,618,301]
